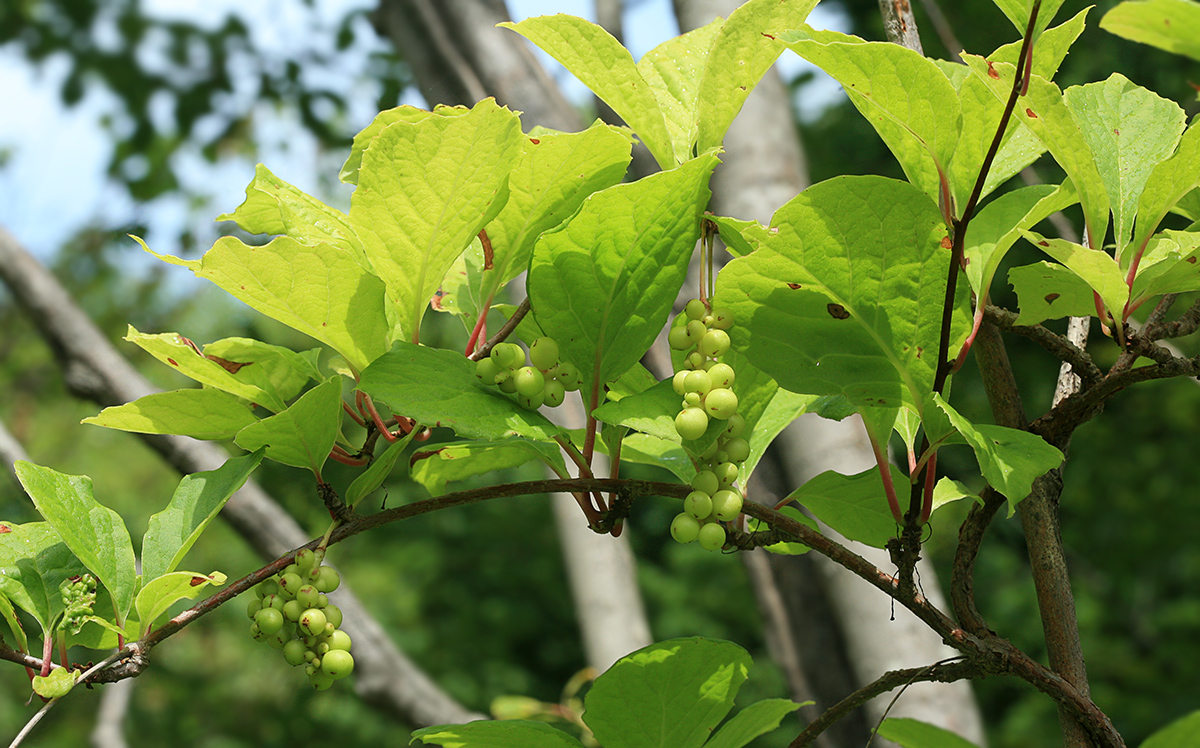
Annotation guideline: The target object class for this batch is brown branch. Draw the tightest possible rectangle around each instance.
[984,305,1103,387]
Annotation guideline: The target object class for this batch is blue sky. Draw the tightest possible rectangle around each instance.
[0,0,846,264]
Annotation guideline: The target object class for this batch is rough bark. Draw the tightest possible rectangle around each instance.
[0,225,482,728]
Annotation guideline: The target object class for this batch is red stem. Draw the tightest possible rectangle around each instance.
[866,424,904,524]
[465,291,496,357]
[920,451,938,523]
[342,399,366,428]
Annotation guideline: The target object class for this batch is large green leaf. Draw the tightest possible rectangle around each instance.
[1101,0,1200,62]
[350,98,523,343]
[134,571,225,636]
[638,17,724,162]
[592,379,682,444]
[339,105,448,185]
[716,175,964,414]
[346,432,415,507]
[528,154,718,407]
[141,450,264,581]
[1022,230,1129,319]
[13,463,137,622]
[781,26,961,202]
[202,338,322,405]
[411,720,585,748]
[1064,74,1187,249]
[0,587,29,654]
[992,0,1070,39]
[0,522,88,638]
[1009,261,1098,325]
[788,466,907,549]
[583,637,750,748]
[1128,120,1200,266]
[951,73,1046,211]
[137,236,390,374]
[1140,709,1200,748]
[234,379,342,476]
[989,8,1090,80]
[878,717,982,748]
[498,15,675,168]
[83,389,259,440]
[694,0,819,154]
[1130,230,1200,304]
[358,343,562,442]
[410,440,569,496]
[705,698,805,748]
[963,57,1111,247]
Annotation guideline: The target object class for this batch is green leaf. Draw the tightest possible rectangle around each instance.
[1128,120,1200,266]
[951,74,1047,211]
[638,17,724,163]
[528,154,718,407]
[0,588,29,654]
[709,215,772,258]
[992,0,1070,39]
[695,0,819,154]
[346,432,415,507]
[216,163,367,263]
[134,571,226,636]
[83,389,259,440]
[748,506,819,555]
[410,440,569,496]
[0,522,87,637]
[1173,187,1200,220]
[609,433,695,483]
[1140,709,1200,748]
[1022,229,1129,319]
[477,122,633,303]
[411,720,585,748]
[788,466,906,549]
[234,379,342,476]
[350,98,523,344]
[1064,74,1187,249]
[202,338,322,405]
[964,181,1078,298]
[124,326,286,412]
[13,463,137,622]
[584,637,750,748]
[931,394,1063,511]
[1130,230,1200,304]
[593,379,682,443]
[141,450,264,581]
[32,667,78,699]
[962,57,1111,247]
[339,105,448,185]
[717,175,965,414]
[358,343,562,442]
[705,698,805,748]
[498,16,675,168]
[781,26,961,202]
[989,8,1091,80]
[1101,0,1200,62]
[878,717,982,748]
[1009,261,1098,325]
[932,477,982,514]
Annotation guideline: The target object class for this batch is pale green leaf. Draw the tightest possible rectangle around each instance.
[932,477,982,514]
[32,667,78,699]
[1128,119,1200,266]
[610,433,695,483]
[498,15,674,167]
[964,181,1077,298]
[1130,230,1200,304]
[234,379,342,475]
[781,26,961,201]
[528,154,718,407]
[14,462,137,622]
[202,338,322,405]
[411,720,585,748]
[346,432,415,507]
[0,589,29,654]
[141,450,264,581]
[638,17,724,162]
[358,343,562,442]
[0,522,88,636]
[1101,0,1200,62]
[1022,229,1129,319]
[989,8,1091,80]
[951,74,1047,211]
[1009,261,1099,325]
[410,440,568,496]
[748,506,819,555]
[992,0,1070,39]
[709,215,772,258]
[1064,74,1187,249]
[879,717,982,748]
[83,389,259,440]
[584,637,749,748]
[134,571,226,636]
[1140,709,1200,748]
[695,0,819,153]
[339,105,455,185]
[789,466,907,549]
[705,699,805,748]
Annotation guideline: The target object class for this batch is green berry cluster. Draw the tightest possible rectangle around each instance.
[59,574,97,635]
[475,337,582,410]
[667,299,749,552]
[246,548,353,690]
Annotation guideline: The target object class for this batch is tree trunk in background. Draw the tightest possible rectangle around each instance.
[373,0,655,675]
[670,1,986,744]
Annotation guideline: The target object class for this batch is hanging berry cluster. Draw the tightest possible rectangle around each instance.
[475,337,583,410]
[666,299,750,552]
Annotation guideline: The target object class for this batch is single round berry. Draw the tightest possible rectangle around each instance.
[699,329,731,358]
[255,607,285,636]
[724,437,751,463]
[668,324,692,350]
[704,388,739,420]
[698,522,727,552]
[325,629,352,652]
[711,489,744,521]
[556,362,582,391]
[529,337,559,370]
[301,608,328,637]
[675,407,709,440]
[691,470,720,496]
[684,491,713,519]
[310,671,335,691]
[707,363,735,389]
[283,639,309,667]
[282,599,305,623]
[683,392,701,407]
[710,308,735,330]
[278,573,303,599]
[685,298,707,320]
[543,379,566,408]
[683,369,713,395]
[256,579,279,599]
[296,584,320,609]
[724,413,746,439]
[670,513,701,544]
[685,319,707,343]
[686,352,705,370]
[294,548,318,572]
[475,357,502,384]
[714,461,739,487]
[490,342,524,369]
[514,366,545,397]
[517,390,545,410]
[247,598,262,619]
[323,605,343,630]
[672,370,690,396]
[314,566,341,593]
[260,594,283,611]
[497,375,519,394]
[322,649,355,679]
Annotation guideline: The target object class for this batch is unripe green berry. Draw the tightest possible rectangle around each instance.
[323,605,343,630]
[684,491,713,519]
[529,337,559,369]
[670,513,700,544]
[310,672,335,691]
[542,379,566,408]
[283,599,305,622]
[707,363,735,389]
[684,298,707,320]
[490,342,524,369]
[514,366,545,397]
[703,388,739,420]
[497,375,518,393]
[724,437,751,463]
[672,370,690,396]
[683,392,701,407]
[698,522,727,551]
[668,325,693,350]
[685,319,707,342]
[325,629,352,652]
[711,489,743,521]
[691,470,720,496]
[255,607,285,636]
[556,362,582,391]
[294,548,317,572]
[710,308,735,330]
[256,579,279,599]
[278,572,303,598]
[675,407,709,440]
[317,593,328,609]
[301,608,328,637]
[475,357,502,384]
[322,649,355,679]
[714,461,739,487]
[686,352,705,370]
[283,639,309,667]
[247,598,262,619]
[314,566,341,593]
[683,369,713,395]
[517,390,545,410]
[724,413,746,439]
[699,329,731,358]
[296,585,320,609]
[261,593,283,611]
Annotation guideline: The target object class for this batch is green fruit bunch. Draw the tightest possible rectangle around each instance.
[475,337,581,410]
[666,299,748,553]
[59,573,98,635]
[246,548,354,690]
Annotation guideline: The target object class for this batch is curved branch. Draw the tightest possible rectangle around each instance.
[984,305,1103,387]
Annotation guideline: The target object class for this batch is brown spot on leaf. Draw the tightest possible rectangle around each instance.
[1045,293,1061,303]
[190,576,206,587]
[761,32,776,40]
[941,236,953,249]
[1026,108,1038,119]
[987,61,999,79]
[1038,240,1050,247]
[167,358,178,366]
[1113,128,1120,136]
[480,229,493,270]
[1188,257,1197,264]
[827,303,851,320]
[410,449,442,467]
[916,347,924,358]
[206,355,251,374]
[787,282,803,289]
[529,138,540,144]
[0,524,10,534]
[430,288,447,311]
